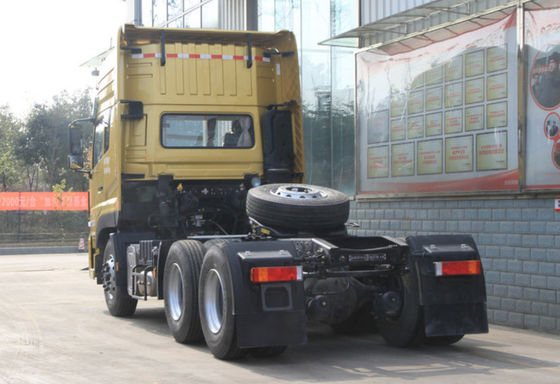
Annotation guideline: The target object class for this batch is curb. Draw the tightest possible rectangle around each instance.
[0,246,88,255]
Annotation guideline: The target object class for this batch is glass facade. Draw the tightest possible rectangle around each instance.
[141,0,219,29]
[258,0,357,194]
[137,0,357,194]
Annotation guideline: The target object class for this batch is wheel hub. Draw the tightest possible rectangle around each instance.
[271,185,327,200]
[167,263,184,321]
[203,268,225,334]
[102,254,117,302]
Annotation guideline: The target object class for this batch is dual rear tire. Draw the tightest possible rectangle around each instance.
[163,239,286,359]
[163,240,205,343]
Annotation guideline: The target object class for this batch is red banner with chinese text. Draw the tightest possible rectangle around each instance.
[0,192,88,211]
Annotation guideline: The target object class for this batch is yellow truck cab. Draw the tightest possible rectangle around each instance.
[69,25,488,360]
[71,25,304,280]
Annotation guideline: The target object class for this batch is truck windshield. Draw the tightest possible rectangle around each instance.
[161,114,254,148]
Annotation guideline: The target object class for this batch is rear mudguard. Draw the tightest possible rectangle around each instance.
[220,241,307,348]
[406,235,489,337]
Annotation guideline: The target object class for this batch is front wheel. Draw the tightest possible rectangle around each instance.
[102,237,137,317]
[199,243,246,360]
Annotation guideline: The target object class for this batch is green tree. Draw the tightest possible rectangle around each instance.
[18,89,92,191]
[0,106,24,191]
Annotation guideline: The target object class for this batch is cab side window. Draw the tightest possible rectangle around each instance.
[92,108,111,168]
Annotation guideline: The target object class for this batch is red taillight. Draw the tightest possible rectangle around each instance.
[250,266,303,283]
[434,260,481,276]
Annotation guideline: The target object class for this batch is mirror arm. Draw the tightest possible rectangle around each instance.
[72,168,92,178]
[68,116,95,129]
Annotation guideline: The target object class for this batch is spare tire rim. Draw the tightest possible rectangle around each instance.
[272,185,327,200]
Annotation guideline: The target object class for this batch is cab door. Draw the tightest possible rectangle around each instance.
[89,107,116,272]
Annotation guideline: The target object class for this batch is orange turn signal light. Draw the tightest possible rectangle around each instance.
[250,266,303,283]
[434,260,481,276]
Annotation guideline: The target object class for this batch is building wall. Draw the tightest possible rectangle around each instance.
[350,0,560,334]
[350,196,560,334]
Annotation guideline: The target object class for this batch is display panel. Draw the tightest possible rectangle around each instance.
[367,146,389,178]
[525,6,560,189]
[418,139,443,175]
[356,12,518,195]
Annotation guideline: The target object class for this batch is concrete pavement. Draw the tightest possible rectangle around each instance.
[1,253,559,384]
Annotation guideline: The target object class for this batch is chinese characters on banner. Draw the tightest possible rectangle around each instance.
[0,192,89,211]
[356,12,518,195]
[525,6,560,189]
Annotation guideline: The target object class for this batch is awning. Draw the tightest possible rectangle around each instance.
[320,0,555,54]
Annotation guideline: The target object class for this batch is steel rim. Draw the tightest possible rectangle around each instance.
[203,268,225,334]
[103,253,117,303]
[272,185,326,200]
[167,263,184,321]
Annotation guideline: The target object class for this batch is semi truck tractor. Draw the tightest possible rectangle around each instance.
[69,25,488,359]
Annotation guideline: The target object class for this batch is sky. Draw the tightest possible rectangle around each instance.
[0,0,129,118]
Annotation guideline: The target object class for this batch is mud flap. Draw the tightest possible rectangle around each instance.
[221,241,307,348]
[406,235,489,337]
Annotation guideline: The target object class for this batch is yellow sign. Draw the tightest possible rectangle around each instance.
[466,50,484,77]
[418,139,443,175]
[477,131,507,171]
[445,109,463,134]
[408,116,424,139]
[487,46,507,72]
[391,119,406,141]
[488,73,508,100]
[466,78,485,104]
[408,90,424,114]
[426,87,443,111]
[487,102,508,128]
[368,146,389,178]
[446,136,473,173]
[426,113,442,137]
[466,106,485,131]
[391,143,415,176]
[445,83,463,108]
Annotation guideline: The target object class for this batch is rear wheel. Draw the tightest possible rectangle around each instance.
[199,243,246,360]
[164,240,205,344]
[102,237,137,317]
[376,270,424,347]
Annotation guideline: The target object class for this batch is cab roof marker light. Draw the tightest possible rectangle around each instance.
[250,266,303,283]
[434,260,481,277]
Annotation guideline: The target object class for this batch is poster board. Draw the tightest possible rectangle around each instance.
[525,7,560,189]
[356,12,518,195]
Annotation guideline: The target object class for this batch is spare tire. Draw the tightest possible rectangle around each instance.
[246,184,349,231]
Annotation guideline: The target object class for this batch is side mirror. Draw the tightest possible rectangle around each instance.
[69,125,83,156]
[68,118,91,174]
[69,154,84,170]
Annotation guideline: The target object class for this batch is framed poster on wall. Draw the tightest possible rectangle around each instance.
[356,11,518,195]
[525,6,560,189]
